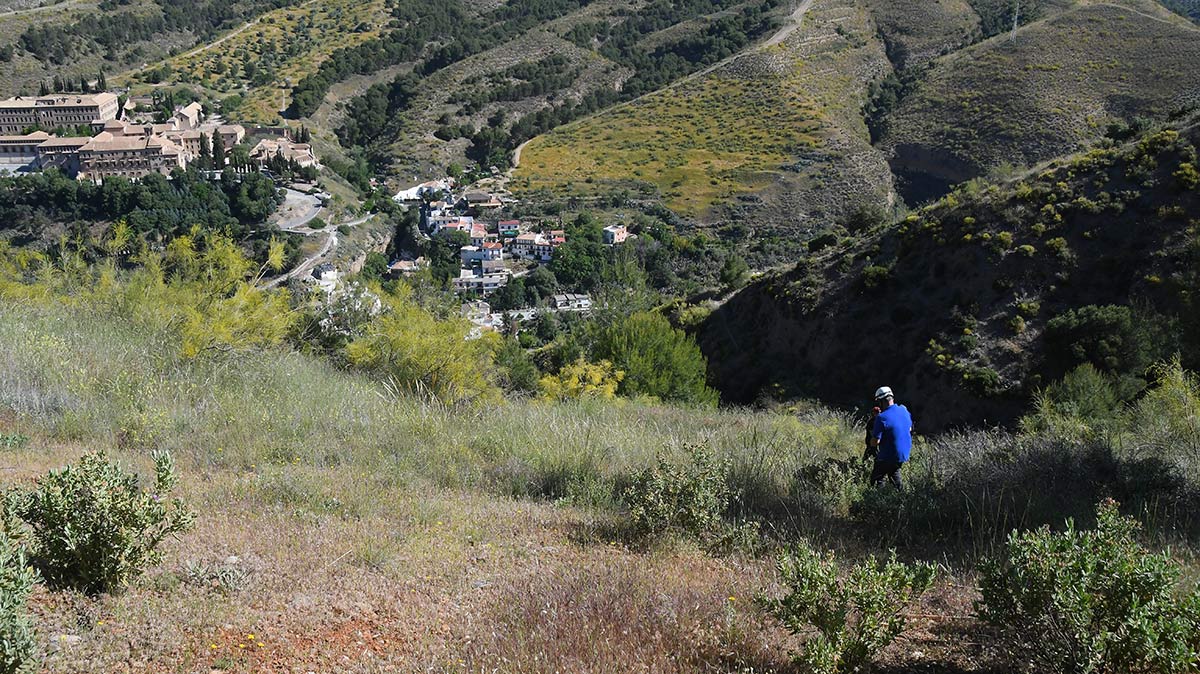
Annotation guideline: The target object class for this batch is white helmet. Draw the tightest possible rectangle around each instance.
[874,386,894,401]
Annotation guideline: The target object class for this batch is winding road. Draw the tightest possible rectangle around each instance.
[262,212,376,289]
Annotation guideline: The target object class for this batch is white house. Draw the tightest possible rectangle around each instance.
[603,224,629,245]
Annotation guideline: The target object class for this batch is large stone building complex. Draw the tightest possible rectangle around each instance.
[0,93,120,134]
[0,93,319,182]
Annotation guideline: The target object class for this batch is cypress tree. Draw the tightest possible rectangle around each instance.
[211,132,225,169]
[197,133,211,170]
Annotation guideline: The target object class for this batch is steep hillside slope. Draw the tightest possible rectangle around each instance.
[863,0,978,69]
[515,0,896,238]
[698,118,1200,428]
[879,0,1200,203]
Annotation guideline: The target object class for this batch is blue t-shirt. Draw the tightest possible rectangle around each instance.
[872,404,913,463]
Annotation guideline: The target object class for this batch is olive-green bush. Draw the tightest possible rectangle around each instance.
[978,499,1200,674]
[5,451,194,595]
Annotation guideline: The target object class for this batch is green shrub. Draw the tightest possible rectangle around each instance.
[592,311,717,406]
[624,444,730,539]
[4,451,194,594]
[1020,364,1124,440]
[0,531,37,674]
[978,499,1200,674]
[759,542,936,674]
[1173,161,1199,191]
[307,217,327,229]
[860,265,889,290]
[1044,304,1160,379]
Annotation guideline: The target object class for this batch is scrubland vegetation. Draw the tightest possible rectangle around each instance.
[2,212,1200,671]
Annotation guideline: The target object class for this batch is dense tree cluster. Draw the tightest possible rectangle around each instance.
[452,55,583,115]
[0,169,283,243]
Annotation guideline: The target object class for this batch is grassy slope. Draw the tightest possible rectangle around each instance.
[515,0,895,236]
[0,299,843,671]
[699,117,1200,427]
[5,265,1200,670]
[881,0,1200,202]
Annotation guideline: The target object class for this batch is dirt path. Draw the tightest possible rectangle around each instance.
[1087,0,1200,29]
[0,0,83,17]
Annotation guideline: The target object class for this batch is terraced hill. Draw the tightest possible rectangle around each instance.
[0,0,304,97]
[514,0,896,239]
[879,0,1200,203]
[698,116,1200,427]
[116,0,394,124]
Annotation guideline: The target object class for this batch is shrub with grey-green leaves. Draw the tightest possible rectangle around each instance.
[0,531,36,674]
[624,443,730,539]
[5,451,194,595]
[759,542,936,674]
[978,499,1200,674]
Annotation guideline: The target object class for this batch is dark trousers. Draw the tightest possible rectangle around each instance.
[870,460,903,489]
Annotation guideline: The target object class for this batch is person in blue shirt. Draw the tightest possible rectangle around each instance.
[867,386,913,488]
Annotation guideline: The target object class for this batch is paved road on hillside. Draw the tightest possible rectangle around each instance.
[275,189,324,232]
[262,212,376,289]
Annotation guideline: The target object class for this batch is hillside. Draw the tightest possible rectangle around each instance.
[3,264,1200,672]
[115,0,394,124]
[698,116,1200,428]
[878,0,1200,203]
[514,0,897,241]
[0,0,307,97]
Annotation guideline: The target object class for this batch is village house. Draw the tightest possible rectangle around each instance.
[498,219,522,238]
[173,102,203,130]
[509,230,566,262]
[434,216,475,237]
[552,293,593,312]
[453,268,510,295]
[603,224,629,245]
[386,257,429,278]
[470,223,488,247]
[462,191,503,213]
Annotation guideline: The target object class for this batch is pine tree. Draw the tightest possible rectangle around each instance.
[38,81,49,96]
[97,70,107,91]
[211,132,225,169]
[80,75,89,93]
[52,75,64,93]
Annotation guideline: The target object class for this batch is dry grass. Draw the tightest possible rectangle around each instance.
[3,294,1199,671]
